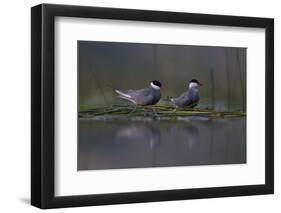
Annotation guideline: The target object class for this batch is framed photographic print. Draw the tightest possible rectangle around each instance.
[31,3,274,209]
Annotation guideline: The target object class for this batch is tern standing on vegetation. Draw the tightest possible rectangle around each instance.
[115,80,163,106]
[169,79,202,108]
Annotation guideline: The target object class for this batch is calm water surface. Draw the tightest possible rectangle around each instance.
[78,117,246,170]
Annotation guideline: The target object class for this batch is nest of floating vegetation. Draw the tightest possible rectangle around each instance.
[79,104,246,121]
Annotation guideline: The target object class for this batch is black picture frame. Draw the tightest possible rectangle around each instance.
[31,3,274,209]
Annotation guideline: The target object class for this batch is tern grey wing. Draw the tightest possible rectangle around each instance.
[172,92,192,107]
[116,87,153,105]
[172,89,199,107]
[129,88,155,105]
[127,87,150,97]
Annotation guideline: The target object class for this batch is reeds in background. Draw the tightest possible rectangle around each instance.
[78,41,246,114]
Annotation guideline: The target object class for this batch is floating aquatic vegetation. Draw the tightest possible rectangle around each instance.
[79,104,246,121]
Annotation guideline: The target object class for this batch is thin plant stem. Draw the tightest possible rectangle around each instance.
[236,49,246,112]
[86,56,109,106]
[225,49,231,111]
[209,68,215,110]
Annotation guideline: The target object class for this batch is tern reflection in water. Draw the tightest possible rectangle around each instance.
[116,126,161,152]
[78,118,246,170]
[167,125,199,152]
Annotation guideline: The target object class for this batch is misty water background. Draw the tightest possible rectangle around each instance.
[78,41,246,170]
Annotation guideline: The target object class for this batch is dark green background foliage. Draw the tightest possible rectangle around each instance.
[78,41,246,111]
